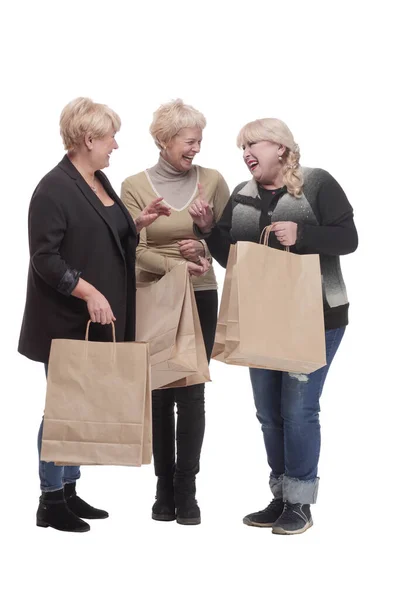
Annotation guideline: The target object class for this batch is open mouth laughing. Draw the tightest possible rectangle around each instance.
[246,159,258,172]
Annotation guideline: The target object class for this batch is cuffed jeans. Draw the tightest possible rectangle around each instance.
[38,364,81,492]
[249,327,345,504]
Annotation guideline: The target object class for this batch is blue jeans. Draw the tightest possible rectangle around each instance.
[249,327,345,504]
[38,364,81,492]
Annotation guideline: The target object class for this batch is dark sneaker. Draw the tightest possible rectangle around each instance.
[243,498,284,527]
[272,502,313,535]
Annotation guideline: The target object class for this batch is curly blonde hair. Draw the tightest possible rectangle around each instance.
[237,118,303,198]
[60,97,121,152]
[150,99,206,150]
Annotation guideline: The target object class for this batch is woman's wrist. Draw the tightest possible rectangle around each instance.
[134,216,143,233]
[201,219,215,234]
[199,239,207,257]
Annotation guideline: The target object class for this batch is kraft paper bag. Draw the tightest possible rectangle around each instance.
[136,263,210,389]
[212,227,326,374]
[41,322,152,466]
[161,279,210,388]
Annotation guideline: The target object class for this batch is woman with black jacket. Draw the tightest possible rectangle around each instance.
[189,117,358,535]
[18,97,170,533]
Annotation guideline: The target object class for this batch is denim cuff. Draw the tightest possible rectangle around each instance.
[62,472,81,484]
[40,485,64,493]
[283,475,319,504]
[269,474,284,499]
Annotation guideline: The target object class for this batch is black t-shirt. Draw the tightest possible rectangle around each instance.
[106,202,130,242]
[258,186,286,246]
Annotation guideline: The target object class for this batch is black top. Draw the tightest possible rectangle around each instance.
[106,202,130,243]
[258,186,286,233]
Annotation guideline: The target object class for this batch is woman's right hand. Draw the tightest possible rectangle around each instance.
[85,290,116,324]
[71,278,115,324]
[188,183,214,232]
[134,197,171,233]
[186,256,210,277]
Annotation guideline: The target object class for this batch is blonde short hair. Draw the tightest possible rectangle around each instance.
[237,118,304,198]
[150,99,206,150]
[60,97,121,151]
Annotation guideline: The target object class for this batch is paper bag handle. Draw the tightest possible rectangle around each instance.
[259,225,290,253]
[85,320,116,342]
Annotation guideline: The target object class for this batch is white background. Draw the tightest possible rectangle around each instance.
[1,1,399,598]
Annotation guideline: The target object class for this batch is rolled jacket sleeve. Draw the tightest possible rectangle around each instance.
[28,192,81,295]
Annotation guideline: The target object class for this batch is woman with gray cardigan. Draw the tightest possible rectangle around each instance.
[189,117,358,535]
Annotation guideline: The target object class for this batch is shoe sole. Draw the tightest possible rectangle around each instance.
[176,517,201,525]
[243,517,274,528]
[272,519,313,535]
[36,520,90,532]
[152,513,176,522]
[76,514,109,520]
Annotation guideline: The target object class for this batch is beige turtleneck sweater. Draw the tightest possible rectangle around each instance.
[121,156,230,291]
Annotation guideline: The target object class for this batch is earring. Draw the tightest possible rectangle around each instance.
[278,155,282,161]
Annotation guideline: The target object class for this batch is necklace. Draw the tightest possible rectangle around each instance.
[90,175,97,193]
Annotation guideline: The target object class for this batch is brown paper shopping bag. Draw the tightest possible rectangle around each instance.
[162,279,210,388]
[136,263,210,389]
[212,241,237,362]
[212,227,326,374]
[41,322,152,466]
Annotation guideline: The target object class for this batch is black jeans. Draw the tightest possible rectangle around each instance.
[152,290,218,481]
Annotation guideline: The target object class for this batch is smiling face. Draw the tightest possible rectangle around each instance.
[89,130,119,170]
[242,140,285,186]
[162,127,203,172]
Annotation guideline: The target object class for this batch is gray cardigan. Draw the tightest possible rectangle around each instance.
[200,167,358,330]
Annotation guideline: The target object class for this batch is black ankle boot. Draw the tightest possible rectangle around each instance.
[36,489,90,532]
[152,476,176,521]
[174,476,201,525]
[64,483,109,520]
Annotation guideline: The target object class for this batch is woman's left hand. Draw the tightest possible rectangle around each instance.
[187,256,210,277]
[135,197,171,233]
[272,221,298,246]
[177,239,205,262]
[188,184,214,232]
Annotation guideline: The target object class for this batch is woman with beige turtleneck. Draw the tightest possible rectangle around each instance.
[121,99,229,525]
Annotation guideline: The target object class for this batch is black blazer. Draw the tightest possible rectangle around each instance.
[18,155,138,363]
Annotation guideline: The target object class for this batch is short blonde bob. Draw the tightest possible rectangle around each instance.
[237,118,304,198]
[150,99,206,150]
[60,97,121,152]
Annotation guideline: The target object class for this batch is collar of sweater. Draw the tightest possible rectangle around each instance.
[151,154,195,181]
